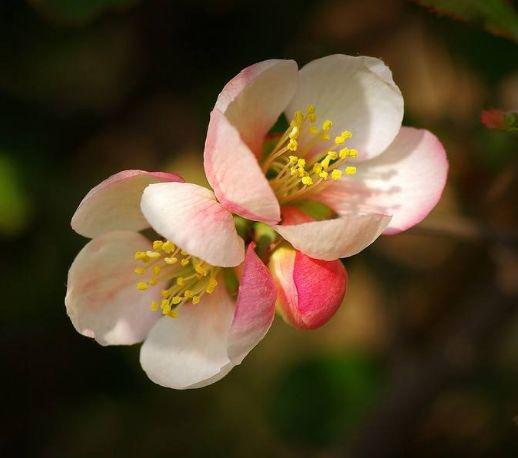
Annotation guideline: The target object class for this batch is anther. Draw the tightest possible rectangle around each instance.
[331,169,343,180]
[152,240,164,250]
[322,119,333,131]
[162,241,174,253]
[287,139,298,151]
[301,176,313,186]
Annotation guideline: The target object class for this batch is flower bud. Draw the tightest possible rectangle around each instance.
[269,246,347,329]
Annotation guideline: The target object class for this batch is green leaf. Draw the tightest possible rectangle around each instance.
[415,0,518,42]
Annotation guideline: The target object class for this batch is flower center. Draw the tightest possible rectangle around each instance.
[134,240,219,318]
[262,105,358,204]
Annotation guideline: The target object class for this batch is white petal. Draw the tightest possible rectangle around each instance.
[140,182,244,267]
[204,109,280,224]
[71,170,182,238]
[318,127,448,234]
[65,231,160,346]
[274,214,391,261]
[285,54,403,161]
[139,286,235,390]
[215,59,298,157]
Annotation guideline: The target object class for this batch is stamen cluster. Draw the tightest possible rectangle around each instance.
[263,105,358,203]
[134,240,219,318]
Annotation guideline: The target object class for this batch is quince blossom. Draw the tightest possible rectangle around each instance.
[204,54,448,260]
[65,54,449,389]
[66,170,276,389]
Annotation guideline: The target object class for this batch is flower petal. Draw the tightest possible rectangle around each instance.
[140,181,244,267]
[65,231,161,346]
[215,59,298,157]
[204,109,280,224]
[318,127,448,235]
[139,285,234,390]
[292,250,347,329]
[71,170,183,238]
[274,213,391,261]
[285,54,403,161]
[227,244,277,365]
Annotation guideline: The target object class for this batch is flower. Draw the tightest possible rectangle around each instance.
[66,170,277,389]
[203,54,448,260]
[66,54,450,388]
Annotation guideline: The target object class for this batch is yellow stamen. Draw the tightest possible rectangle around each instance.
[162,241,174,253]
[152,240,163,250]
[161,301,171,314]
[322,119,333,131]
[319,171,328,180]
[134,240,221,318]
[262,105,358,204]
[146,250,161,259]
[288,126,299,139]
[331,169,343,180]
[301,176,313,186]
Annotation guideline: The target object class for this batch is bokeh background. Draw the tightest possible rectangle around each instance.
[1,0,517,457]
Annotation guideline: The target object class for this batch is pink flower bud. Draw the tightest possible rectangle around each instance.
[269,246,348,329]
[481,109,506,129]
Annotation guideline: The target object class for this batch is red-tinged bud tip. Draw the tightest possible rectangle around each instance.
[269,246,347,329]
[481,109,506,130]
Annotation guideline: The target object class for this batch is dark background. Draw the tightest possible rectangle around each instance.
[1,0,517,457]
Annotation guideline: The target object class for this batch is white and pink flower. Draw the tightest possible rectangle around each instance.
[66,54,448,389]
[204,54,448,259]
[66,170,276,389]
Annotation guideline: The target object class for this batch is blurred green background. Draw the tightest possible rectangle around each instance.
[1,0,517,457]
